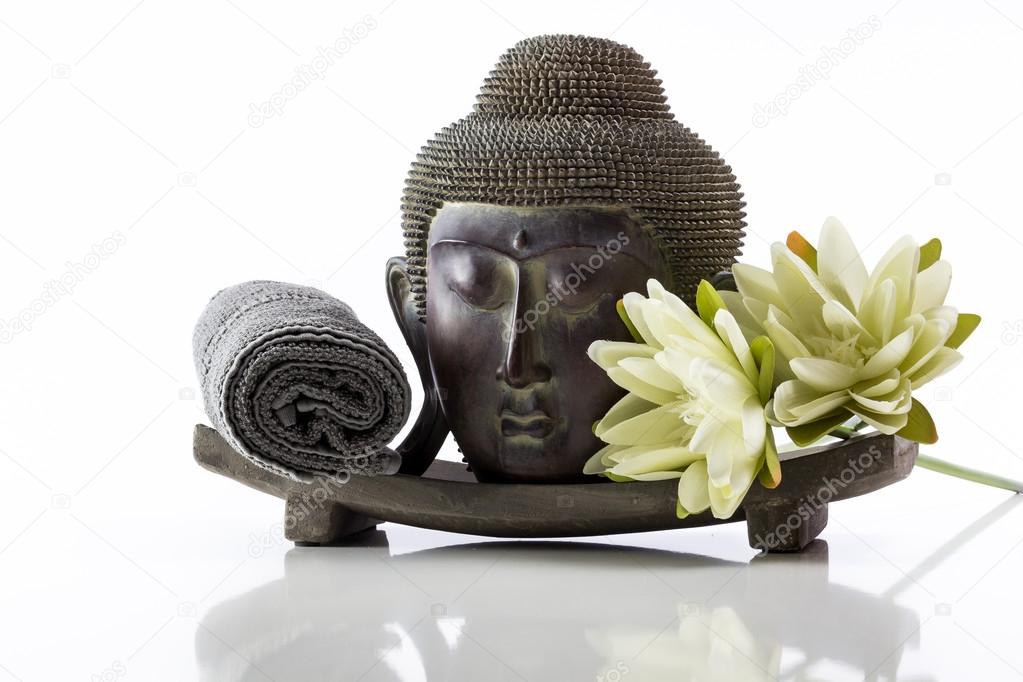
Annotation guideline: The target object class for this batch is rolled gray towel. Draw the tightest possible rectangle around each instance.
[193,280,410,481]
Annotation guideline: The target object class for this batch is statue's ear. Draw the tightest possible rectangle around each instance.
[386,256,427,362]
[709,270,737,293]
[385,257,449,475]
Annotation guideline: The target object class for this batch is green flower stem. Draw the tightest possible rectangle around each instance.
[827,426,856,440]
[916,453,1023,493]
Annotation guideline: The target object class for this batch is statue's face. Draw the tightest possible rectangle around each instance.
[425,203,672,482]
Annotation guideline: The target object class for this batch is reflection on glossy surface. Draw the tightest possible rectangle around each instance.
[197,536,924,681]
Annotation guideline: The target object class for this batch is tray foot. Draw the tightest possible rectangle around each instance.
[284,492,380,545]
[745,501,829,553]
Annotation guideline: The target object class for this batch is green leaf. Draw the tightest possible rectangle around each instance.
[946,313,981,349]
[696,279,727,328]
[897,399,939,444]
[918,238,942,271]
[676,498,689,519]
[749,335,776,404]
[616,299,644,343]
[786,231,818,271]
[758,429,782,489]
[786,411,850,447]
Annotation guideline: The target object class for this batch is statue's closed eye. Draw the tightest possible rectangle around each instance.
[547,257,616,314]
[448,281,507,311]
[447,260,513,312]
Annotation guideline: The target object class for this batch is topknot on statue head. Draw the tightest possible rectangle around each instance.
[400,34,747,319]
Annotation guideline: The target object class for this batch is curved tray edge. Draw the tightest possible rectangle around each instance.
[193,424,917,551]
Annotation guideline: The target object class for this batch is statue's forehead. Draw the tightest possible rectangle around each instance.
[428,202,655,259]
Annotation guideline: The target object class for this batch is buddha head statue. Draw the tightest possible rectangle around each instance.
[386,35,746,483]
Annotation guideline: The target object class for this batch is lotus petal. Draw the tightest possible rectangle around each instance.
[790,357,859,392]
[714,309,758,385]
[618,356,685,394]
[609,445,702,475]
[866,234,919,322]
[860,278,897,345]
[899,318,953,377]
[913,259,952,314]
[732,263,785,309]
[860,326,915,379]
[772,380,849,424]
[847,403,909,434]
[597,402,690,445]
[908,347,963,388]
[607,366,679,405]
[622,291,657,347]
[818,217,869,310]
[594,393,658,439]
[583,443,624,474]
[678,460,711,515]
[822,299,878,348]
[588,340,658,369]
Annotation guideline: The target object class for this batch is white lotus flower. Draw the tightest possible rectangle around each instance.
[585,280,779,519]
[726,217,979,444]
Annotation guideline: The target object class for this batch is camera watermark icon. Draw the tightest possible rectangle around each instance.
[179,387,195,400]
[90,660,126,682]
[932,386,954,402]
[1001,320,1023,345]
[51,493,72,510]
[177,172,197,187]
[51,63,71,79]
[430,603,447,617]
[934,172,952,186]
[177,601,197,617]
[679,602,702,618]
[556,494,574,509]
[934,602,952,617]
[596,661,630,682]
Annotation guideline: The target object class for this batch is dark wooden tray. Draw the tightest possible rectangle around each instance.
[194,425,918,552]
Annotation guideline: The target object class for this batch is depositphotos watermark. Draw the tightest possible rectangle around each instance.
[751,444,883,550]
[1,231,127,343]
[247,473,350,557]
[752,15,882,128]
[501,230,632,341]
[247,15,378,127]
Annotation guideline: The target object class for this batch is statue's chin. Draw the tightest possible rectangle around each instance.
[450,423,599,484]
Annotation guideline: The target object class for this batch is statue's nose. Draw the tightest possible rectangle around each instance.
[497,273,552,388]
[497,322,552,387]
[497,325,552,388]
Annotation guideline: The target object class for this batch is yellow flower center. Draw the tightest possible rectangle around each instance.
[807,332,878,370]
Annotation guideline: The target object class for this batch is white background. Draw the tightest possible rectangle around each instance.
[2,1,1023,680]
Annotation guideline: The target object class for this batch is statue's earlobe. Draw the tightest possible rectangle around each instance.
[385,257,449,475]
[709,270,737,293]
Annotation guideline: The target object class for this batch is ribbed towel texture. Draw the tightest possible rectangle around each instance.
[193,281,410,481]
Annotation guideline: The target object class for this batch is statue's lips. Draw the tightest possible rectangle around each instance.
[499,410,555,438]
